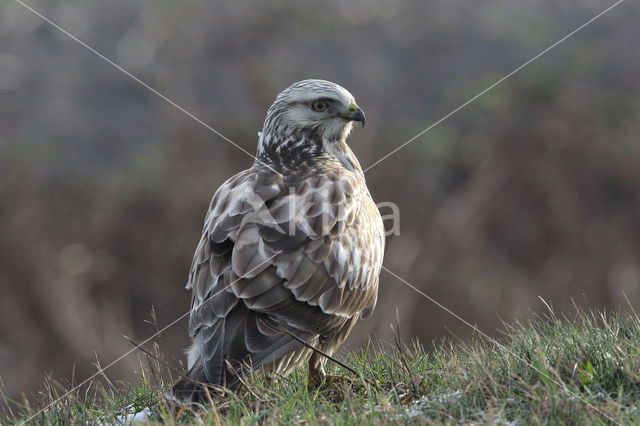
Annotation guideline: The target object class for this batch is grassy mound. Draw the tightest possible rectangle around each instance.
[3,306,640,424]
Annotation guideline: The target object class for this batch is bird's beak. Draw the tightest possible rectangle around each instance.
[350,107,366,127]
[339,103,366,127]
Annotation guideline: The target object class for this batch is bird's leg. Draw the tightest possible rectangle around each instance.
[307,359,326,389]
[307,353,353,389]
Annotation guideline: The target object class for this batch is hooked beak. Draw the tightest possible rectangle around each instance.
[339,103,366,128]
[350,107,366,128]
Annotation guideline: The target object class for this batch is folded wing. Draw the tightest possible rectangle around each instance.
[185,165,384,390]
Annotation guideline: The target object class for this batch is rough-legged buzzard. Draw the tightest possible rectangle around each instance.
[171,79,385,403]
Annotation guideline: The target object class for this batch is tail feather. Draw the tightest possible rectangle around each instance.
[170,303,318,404]
[168,362,208,405]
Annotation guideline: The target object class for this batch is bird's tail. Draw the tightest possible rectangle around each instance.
[167,362,208,405]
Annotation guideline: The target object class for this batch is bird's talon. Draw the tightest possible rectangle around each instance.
[308,373,353,389]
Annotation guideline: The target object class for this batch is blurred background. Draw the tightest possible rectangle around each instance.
[1,0,639,402]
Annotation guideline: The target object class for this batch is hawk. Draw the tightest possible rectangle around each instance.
[171,79,385,403]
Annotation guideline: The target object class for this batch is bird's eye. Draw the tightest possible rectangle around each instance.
[312,101,328,112]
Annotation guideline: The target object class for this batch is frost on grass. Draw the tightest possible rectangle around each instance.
[114,405,152,424]
[403,389,463,418]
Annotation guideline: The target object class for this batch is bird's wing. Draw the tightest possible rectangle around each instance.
[187,166,384,387]
[239,172,385,322]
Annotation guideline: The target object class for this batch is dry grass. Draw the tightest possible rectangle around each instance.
[3,304,640,425]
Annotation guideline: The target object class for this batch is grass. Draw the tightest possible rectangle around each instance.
[2,305,640,425]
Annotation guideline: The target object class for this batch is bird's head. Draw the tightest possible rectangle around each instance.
[257,80,365,167]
